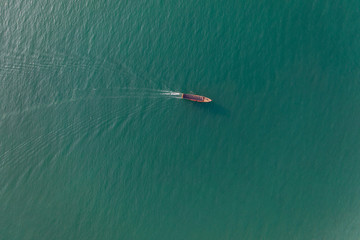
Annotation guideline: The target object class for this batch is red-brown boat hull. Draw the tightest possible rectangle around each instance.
[182,93,212,102]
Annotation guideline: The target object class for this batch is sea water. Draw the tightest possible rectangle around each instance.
[1,0,360,239]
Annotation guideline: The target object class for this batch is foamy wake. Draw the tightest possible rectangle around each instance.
[160,91,182,97]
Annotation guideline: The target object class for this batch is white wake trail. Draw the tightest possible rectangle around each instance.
[160,91,182,97]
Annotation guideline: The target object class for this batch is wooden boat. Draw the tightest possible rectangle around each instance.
[182,93,212,102]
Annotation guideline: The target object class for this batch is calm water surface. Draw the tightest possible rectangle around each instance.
[1,0,360,239]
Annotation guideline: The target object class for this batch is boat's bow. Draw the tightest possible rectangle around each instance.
[203,97,212,102]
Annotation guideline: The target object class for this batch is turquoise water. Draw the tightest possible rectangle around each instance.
[1,0,360,239]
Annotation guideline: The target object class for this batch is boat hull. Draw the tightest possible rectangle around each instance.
[182,93,212,102]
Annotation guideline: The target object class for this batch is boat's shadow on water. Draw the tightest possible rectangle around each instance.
[190,101,230,117]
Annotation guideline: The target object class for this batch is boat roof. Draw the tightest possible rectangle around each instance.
[183,94,203,101]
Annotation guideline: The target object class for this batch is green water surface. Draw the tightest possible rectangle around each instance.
[1,0,360,239]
